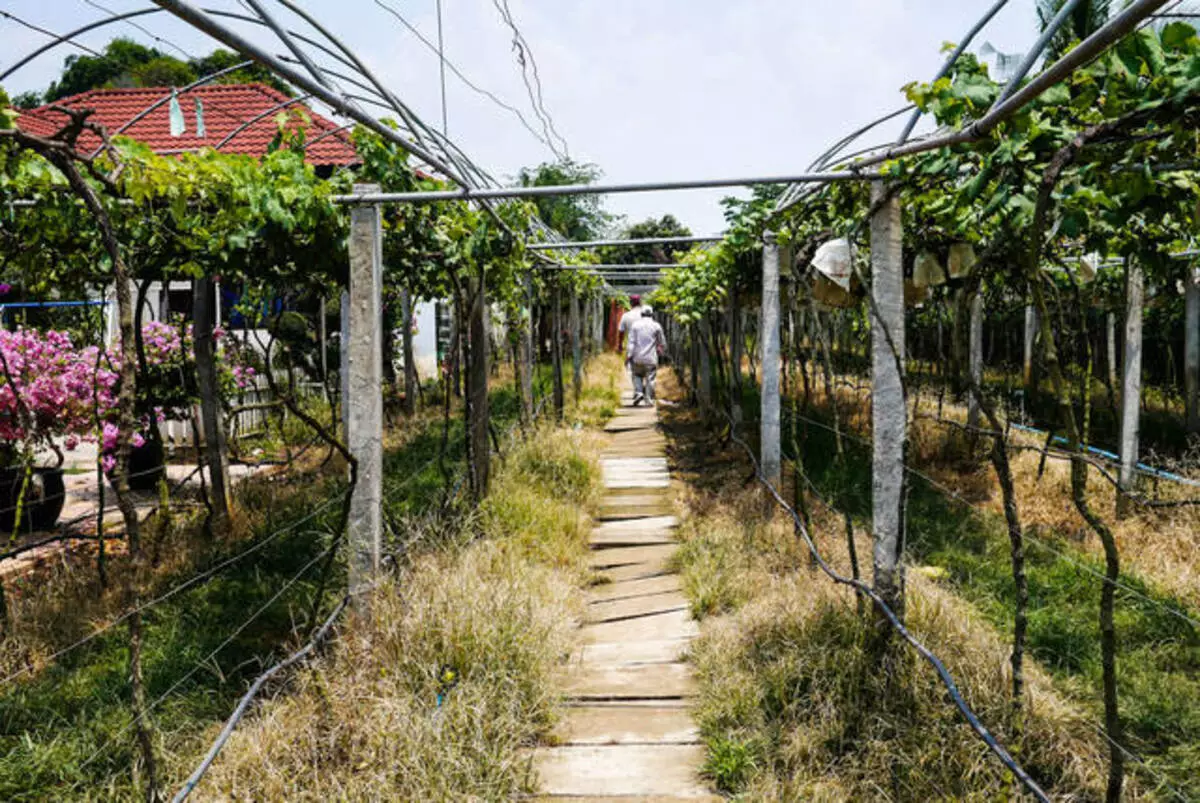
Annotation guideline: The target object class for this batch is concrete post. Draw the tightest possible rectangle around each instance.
[869,182,906,618]
[1118,258,1144,516]
[401,287,417,416]
[570,289,582,401]
[520,271,535,424]
[193,276,230,531]
[340,290,350,436]
[1186,266,1200,434]
[318,296,328,382]
[346,184,383,601]
[760,233,783,489]
[466,266,490,500]
[968,290,984,429]
[1106,312,1118,393]
[552,285,565,421]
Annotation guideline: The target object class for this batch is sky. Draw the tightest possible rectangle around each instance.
[0,0,1049,236]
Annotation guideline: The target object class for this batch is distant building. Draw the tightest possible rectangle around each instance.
[17,83,358,173]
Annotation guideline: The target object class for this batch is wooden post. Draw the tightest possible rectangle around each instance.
[870,182,906,618]
[346,184,383,601]
[760,232,783,489]
[570,289,582,401]
[1186,265,1200,434]
[1118,258,1144,516]
[1106,312,1119,394]
[192,276,230,531]
[401,287,417,416]
[699,319,712,407]
[466,265,490,499]
[968,290,984,429]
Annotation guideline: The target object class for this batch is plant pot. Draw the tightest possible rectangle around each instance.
[110,438,165,492]
[0,466,66,534]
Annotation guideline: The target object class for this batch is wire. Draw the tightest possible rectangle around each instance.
[0,9,103,58]
[0,488,348,686]
[784,406,1200,632]
[78,0,194,59]
[489,0,569,160]
[371,0,557,156]
[703,401,1051,802]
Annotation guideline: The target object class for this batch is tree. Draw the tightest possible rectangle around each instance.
[46,38,165,100]
[517,158,614,240]
[599,214,693,264]
[41,39,294,103]
[1036,0,1111,61]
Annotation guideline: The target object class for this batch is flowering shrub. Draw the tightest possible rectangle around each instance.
[0,323,256,471]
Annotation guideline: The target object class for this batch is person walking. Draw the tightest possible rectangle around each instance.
[616,294,644,354]
[625,305,666,406]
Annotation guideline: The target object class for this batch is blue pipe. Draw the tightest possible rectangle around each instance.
[0,300,109,309]
[1009,422,1200,487]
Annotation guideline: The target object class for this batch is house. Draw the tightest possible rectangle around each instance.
[15,83,444,384]
[12,84,446,450]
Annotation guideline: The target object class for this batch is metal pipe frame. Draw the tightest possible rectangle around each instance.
[98,58,255,153]
[992,0,1087,105]
[895,0,1010,144]
[147,0,464,183]
[209,93,315,150]
[331,170,878,204]
[268,0,435,155]
[242,0,332,90]
[850,0,1171,171]
[0,7,164,82]
[542,263,689,270]
[529,235,722,250]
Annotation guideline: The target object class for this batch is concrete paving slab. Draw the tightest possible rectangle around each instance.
[552,705,699,745]
[533,745,710,798]
[583,609,698,644]
[567,663,696,700]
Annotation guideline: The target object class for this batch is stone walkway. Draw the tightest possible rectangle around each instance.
[533,392,715,801]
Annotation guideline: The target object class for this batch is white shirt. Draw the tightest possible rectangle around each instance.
[626,316,666,367]
[618,305,644,336]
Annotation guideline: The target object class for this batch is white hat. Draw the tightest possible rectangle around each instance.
[641,305,654,316]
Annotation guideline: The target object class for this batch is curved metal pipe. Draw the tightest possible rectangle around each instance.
[213,93,313,150]
[0,7,164,83]
[896,0,1010,145]
[993,0,1087,105]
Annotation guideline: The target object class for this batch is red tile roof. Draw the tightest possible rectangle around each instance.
[17,83,358,166]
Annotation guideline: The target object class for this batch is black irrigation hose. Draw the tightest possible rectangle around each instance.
[171,594,350,802]
[705,400,1051,803]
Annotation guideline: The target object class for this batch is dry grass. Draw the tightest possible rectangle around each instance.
[179,364,616,800]
[671,477,1118,801]
[187,544,579,801]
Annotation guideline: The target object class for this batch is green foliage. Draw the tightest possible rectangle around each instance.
[516,158,614,240]
[597,214,692,264]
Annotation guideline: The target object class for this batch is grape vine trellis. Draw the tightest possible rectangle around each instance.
[2,0,1199,800]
